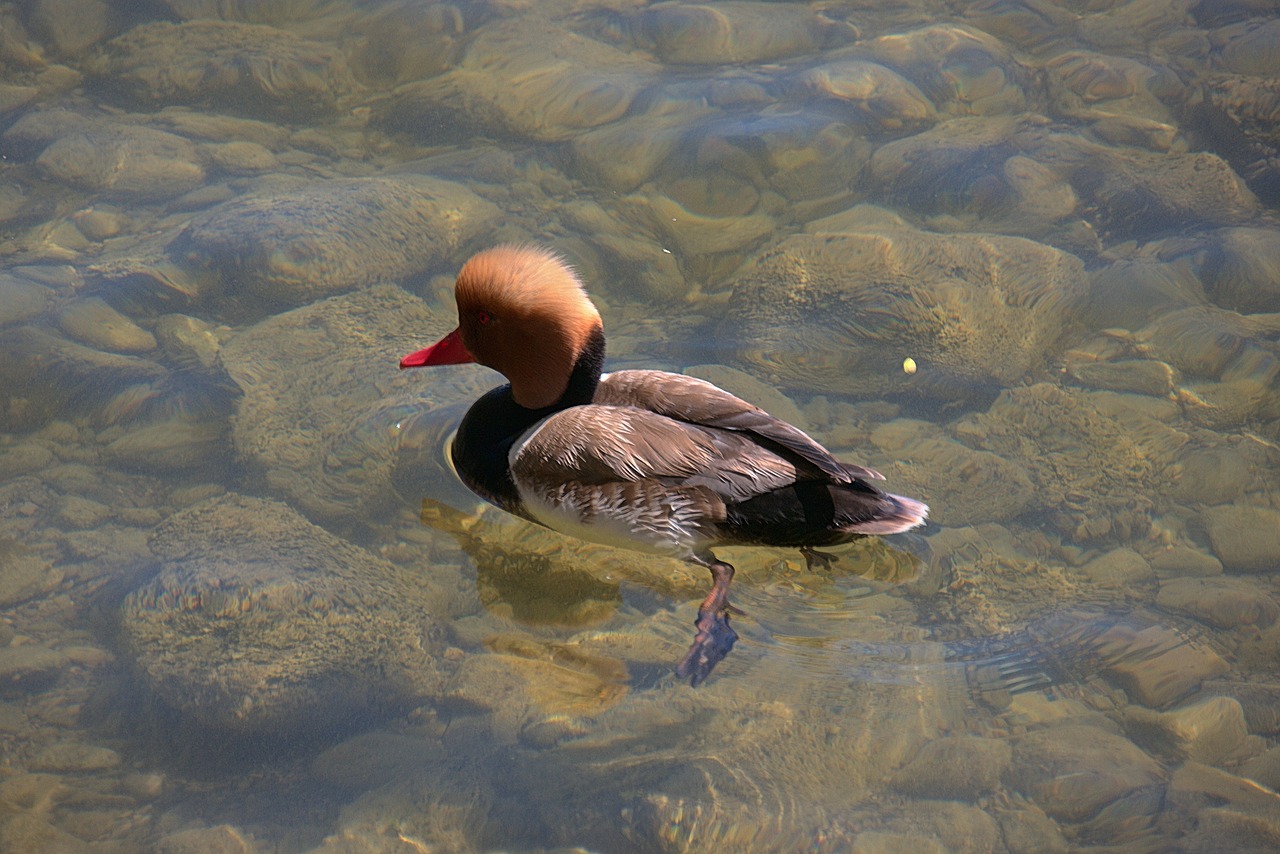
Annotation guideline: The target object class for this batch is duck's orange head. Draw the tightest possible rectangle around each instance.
[400,245,603,409]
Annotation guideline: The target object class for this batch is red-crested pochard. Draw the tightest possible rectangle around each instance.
[401,245,928,685]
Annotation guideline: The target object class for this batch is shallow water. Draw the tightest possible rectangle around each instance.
[1,0,1279,851]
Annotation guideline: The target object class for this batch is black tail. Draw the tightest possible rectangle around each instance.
[723,481,928,548]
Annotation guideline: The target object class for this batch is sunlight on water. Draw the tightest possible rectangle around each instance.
[1,0,1279,851]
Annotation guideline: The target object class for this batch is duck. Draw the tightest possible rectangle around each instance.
[400,245,928,685]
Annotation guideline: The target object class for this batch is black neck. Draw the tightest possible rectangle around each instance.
[450,326,606,513]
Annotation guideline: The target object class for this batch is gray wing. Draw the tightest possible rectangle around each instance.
[595,370,884,483]
[511,404,803,504]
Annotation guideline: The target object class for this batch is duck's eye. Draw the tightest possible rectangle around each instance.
[476,310,493,326]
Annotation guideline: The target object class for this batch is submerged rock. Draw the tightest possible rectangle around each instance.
[85,20,357,120]
[1125,695,1250,764]
[1189,72,1280,204]
[0,327,167,430]
[174,174,499,308]
[56,296,156,354]
[36,122,204,200]
[1198,505,1280,574]
[724,207,1089,399]
[957,383,1184,542]
[621,2,859,65]
[376,18,657,143]
[786,58,937,133]
[1158,576,1279,629]
[888,735,1012,800]
[863,23,1035,116]
[119,493,452,733]
[1010,724,1162,823]
[220,284,488,527]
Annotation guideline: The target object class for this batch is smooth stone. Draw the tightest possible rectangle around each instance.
[864,24,1032,115]
[345,1,464,86]
[1200,504,1280,573]
[30,742,121,772]
[0,814,91,854]
[70,208,126,241]
[1157,576,1279,629]
[0,275,52,326]
[1205,227,1280,313]
[0,772,68,809]
[1172,761,1280,810]
[1096,623,1229,708]
[1221,19,1280,76]
[104,419,227,474]
[378,18,657,143]
[888,735,1012,799]
[3,108,95,158]
[1150,546,1223,578]
[37,123,204,199]
[1080,548,1154,587]
[175,175,499,307]
[1010,724,1162,822]
[0,537,62,606]
[120,771,165,800]
[1171,447,1248,505]
[1241,745,1280,790]
[1091,148,1260,234]
[993,802,1070,854]
[1201,681,1280,735]
[1180,807,1280,852]
[1125,695,1249,764]
[204,141,277,174]
[86,20,355,120]
[1169,762,1280,850]
[788,59,936,132]
[56,297,156,354]
[153,314,223,368]
[1065,359,1176,397]
[27,0,119,56]
[54,495,112,530]
[875,800,1004,853]
[628,2,858,64]
[0,645,68,690]
[0,83,39,117]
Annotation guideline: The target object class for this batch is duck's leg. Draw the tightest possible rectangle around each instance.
[675,553,738,687]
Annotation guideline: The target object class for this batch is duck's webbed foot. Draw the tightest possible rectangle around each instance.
[800,546,841,572]
[675,556,738,687]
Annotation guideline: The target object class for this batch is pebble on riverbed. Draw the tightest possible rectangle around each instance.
[1198,504,1280,574]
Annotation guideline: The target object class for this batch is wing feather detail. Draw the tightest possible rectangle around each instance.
[510,404,802,504]
[596,370,882,482]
